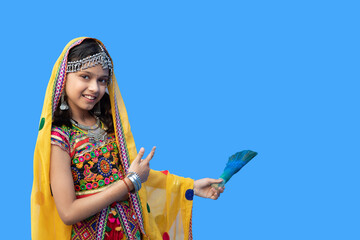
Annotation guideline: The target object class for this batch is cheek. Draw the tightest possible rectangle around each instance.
[65,77,84,96]
[64,76,76,96]
[65,84,77,97]
[64,84,71,97]
[98,86,107,100]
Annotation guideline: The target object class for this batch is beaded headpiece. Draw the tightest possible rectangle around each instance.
[66,43,113,75]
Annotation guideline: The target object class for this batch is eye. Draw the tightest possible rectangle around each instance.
[98,78,109,85]
[81,75,90,80]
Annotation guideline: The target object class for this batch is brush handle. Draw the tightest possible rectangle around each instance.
[211,178,225,189]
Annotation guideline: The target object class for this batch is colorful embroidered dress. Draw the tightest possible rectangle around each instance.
[31,37,195,240]
[51,123,141,240]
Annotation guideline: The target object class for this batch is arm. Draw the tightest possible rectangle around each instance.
[50,146,155,225]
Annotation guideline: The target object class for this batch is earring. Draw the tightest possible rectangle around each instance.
[94,103,101,116]
[60,94,69,111]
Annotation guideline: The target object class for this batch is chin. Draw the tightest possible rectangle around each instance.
[80,105,96,111]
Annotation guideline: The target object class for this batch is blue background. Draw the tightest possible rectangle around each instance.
[1,1,359,239]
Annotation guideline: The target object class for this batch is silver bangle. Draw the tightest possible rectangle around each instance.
[132,172,142,183]
[131,173,141,192]
[127,172,142,193]
[127,174,138,192]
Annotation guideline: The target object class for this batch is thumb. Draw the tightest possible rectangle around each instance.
[210,178,224,184]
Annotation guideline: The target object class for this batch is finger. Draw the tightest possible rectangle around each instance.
[211,191,219,200]
[208,178,224,185]
[213,187,222,198]
[216,192,221,199]
[208,188,216,199]
[143,146,156,164]
[214,178,224,183]
[134,148,145,163]
[206,188,213,198]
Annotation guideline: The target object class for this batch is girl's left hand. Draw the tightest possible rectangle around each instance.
[193,178,225,200]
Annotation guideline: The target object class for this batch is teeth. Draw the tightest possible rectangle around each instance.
[83,95,96,100]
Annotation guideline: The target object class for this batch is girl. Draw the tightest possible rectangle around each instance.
[31,37,224,240]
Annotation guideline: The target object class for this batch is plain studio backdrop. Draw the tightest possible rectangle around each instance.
[0,1,359,239]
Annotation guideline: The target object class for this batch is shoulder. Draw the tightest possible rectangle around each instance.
[51,125,71,136]
[51,125,71,153]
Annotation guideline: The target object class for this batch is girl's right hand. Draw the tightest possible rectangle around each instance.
[127,147,156,183]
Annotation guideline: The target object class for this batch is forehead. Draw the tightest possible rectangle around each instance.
[77,65,110,77]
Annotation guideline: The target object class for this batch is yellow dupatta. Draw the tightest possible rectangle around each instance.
[31,37,194,240]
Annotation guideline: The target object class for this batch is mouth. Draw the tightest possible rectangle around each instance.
[82,94,97,101]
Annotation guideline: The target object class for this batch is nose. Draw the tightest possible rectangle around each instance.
[88,79,99,93]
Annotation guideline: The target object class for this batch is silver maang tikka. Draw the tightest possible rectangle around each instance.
[66,43,113,76]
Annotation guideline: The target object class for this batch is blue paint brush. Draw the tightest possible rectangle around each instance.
[212,150,257,189]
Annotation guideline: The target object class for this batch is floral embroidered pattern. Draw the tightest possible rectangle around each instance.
[51,126,124,194]
[51,123,141,239]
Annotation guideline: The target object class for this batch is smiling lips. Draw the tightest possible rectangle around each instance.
[83,94,97,101]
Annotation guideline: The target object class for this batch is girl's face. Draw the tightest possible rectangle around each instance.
[65,65,110,116]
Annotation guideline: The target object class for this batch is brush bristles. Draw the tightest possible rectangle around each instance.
[219,150,257,184]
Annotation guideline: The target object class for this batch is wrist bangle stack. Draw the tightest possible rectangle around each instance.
[127,172,142,193]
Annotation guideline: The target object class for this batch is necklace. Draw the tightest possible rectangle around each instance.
[70,117,108,145]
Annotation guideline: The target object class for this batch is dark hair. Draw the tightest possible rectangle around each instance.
[52,39,114,133]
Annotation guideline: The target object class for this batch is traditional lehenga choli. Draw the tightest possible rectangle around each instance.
[31,37,194,240]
